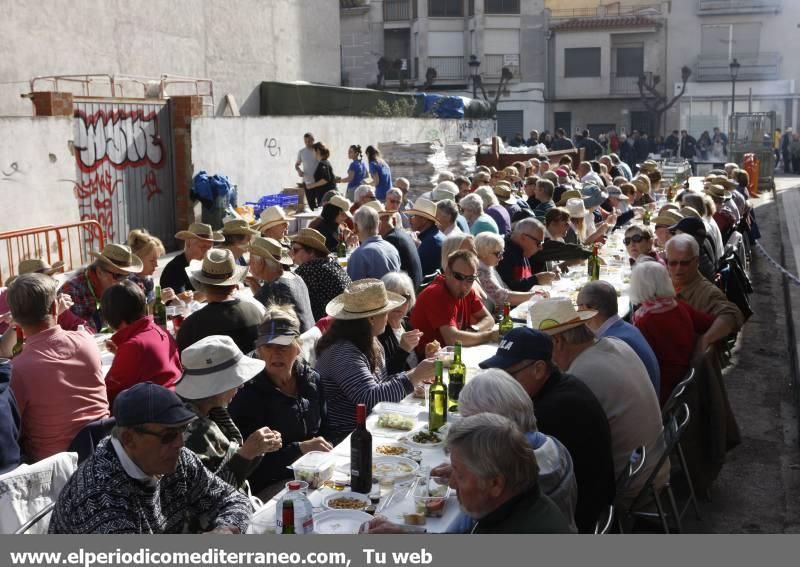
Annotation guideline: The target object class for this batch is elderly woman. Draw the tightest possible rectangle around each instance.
[435,369,578,533]
[624,225,664,266]
[228,305,332,495]
[474,186,511,235]
[178,335,283,492]
[378,272,421,374]
[475,232,540,310]
[315,279,434,443]
[435,199,462,236]
[460,193,499,236]
[629,261,716,405]
[314,194,355,253]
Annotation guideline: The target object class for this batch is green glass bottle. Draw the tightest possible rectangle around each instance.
[152,286,168,330]
[336,238,347,258]
[499,302,514,337]
[448,341,466,411]
[10,327,23,358]
[642,209,652,226]
[428,360,447,432]
[588,244,601,281]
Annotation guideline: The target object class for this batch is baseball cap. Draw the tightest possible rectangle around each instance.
[113,382,196,428]
[479,328,553,370]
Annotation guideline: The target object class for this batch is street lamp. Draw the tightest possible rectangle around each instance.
[468,55,481,99]
[730,58,741,118]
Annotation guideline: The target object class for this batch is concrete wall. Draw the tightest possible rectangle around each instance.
[190,116,495,203]
[0,0,340,117]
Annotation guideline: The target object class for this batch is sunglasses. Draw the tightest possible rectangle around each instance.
[102,268,129,282]
[667,257,697,267]
[623,234,648,245]
[522,233,542,247]
[134,424,189,444]
[450,270,478,284]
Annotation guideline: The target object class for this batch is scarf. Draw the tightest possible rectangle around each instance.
[633,297,678,325]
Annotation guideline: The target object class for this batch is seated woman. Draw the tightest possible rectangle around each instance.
[314,195,355,252]
[629,261,716,405]
[378,272,421,375]
[474,232,541,311]
[100,280,182,405]
[624,225,664,266]
[315,279,434,443]
[127,229,173,304]
[228,305,332,495]
[177,335,282,492]
[220,219,259,267]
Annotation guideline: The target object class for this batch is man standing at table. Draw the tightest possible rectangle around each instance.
[295,133,318,211]
[410,250,497,358]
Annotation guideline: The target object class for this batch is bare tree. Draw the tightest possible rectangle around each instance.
[637,66,692,136]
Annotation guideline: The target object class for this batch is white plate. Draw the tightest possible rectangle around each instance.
[366,413,418,440]
[371,402,423,418]
[313,510,372,534]
[374,441,411,457]
[372,455,419,481]
[401,425,445,449]
[322,491,371,511]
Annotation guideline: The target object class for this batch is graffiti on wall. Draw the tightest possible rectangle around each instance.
[264,137,282,158]
[74,109,165,173]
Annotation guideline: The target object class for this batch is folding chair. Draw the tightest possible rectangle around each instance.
[612,446,647,534]
[593,505,614,535]
[661,368,694,421]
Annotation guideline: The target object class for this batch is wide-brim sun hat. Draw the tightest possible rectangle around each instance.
[581,184,608,209]
[175,335,265,400]
[529,297,597,335]
[329,195,353,218]
[325,278,406,320]
[565,198,587,219]
[249,236,293,267]
[652,210,684,227]
[186,248,248,287]
[557,189,582,207]
[90,243,144,274]
[704,183,731,201]
[289,228,330,255]
[492,183,515,204]
[222,218,260,237]
[406,198,438,223]
[175,222,225,243]
[254,205,294,232]
[431,181,459,202]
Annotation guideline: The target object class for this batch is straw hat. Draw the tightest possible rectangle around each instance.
[254,205,294,232]
[361,200,387,215]
[325,278,406,320]
[329,195,353,217]
[704,184,731,201]
[222,219,259,237]
[18,258,64,276]
[529,298,597,335]
[631,175,651,194]
[707,176,737,192]
[659,203,680,214]
[249,236,293,268]
[679,206,701,219]
[637,160,659,174]
[652,210,684,227]
[431,181,458,202]
[175,222,225,243]
[492,183,514,204]
[557,189,582,207]
[289,228,330,255]
[90,243,143,274]
[406,198,438,223]
[565,198,587,219]
[186,248,248,287]
[175,335,265,400]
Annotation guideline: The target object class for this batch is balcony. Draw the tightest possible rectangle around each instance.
[694,53,781,82]
[550,2,666,19]
[428,56,467,80]
[697,0,782,15]
[611,74,641,95]
[384,0,411,21]
[482,54,520,79]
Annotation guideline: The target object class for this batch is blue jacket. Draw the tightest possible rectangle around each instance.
[346,236,401,281]
[417,224,445,278]
[599,318,661,395]
[0,359,21,474]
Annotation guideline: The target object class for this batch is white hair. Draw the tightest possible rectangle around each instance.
[381,272,416,311]
[665,233,700,258]
[437,171,455,182]
[512,217,544,237]
[354,184,375,202]
[353,205,379,235]
[474,186,499,208]
[628,261,676,305]
[458,369,538,432]
[474,232,504,258]
[459,193,483,215]
[386,187,403,201]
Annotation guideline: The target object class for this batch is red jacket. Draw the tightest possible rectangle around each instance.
[106,316,182,405]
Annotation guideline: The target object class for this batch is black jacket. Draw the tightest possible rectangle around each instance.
[228,360,327,493]
[0,360,20,475]
[496,235,539,292]
[472,485,573,534]
[378,320,413,375]
[680,135,698,159]
[384,228,423,291]
[578,137,603,161]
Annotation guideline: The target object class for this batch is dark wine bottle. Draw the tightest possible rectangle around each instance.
[350,403,372,494]
[448,341,465,411]
[152,286,167,330]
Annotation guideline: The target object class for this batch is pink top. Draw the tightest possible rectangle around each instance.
[11,325,109,462]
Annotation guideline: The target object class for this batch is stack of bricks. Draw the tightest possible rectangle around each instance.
[170,95,204,231]
[31,92,74,117]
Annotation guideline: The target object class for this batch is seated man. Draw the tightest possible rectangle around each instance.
[666,234,745,349]
[410,250,497,357]
[8,274,109,462]
[49,383,252,534]
[367,413,572,534]
[577,281,661,394]
[406,198,444,277]
[160,223,222,303]
[532,179,556,220]
[479,328,615,534]
[496,218,556,291]
[380,209,423,290]
[347,206,401,281]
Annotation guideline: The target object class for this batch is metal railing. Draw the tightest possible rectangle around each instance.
[611,74,642,95]
[694,52,781,82]
[549,2,665,18]
[428,56,467,80]
[697,0,782,15]
[384,0,411,21]
[0,221,105,286]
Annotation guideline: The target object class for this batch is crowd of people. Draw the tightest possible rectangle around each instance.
[0,131,757,535]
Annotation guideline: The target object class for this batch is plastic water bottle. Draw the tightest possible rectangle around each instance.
[276,481,313,534]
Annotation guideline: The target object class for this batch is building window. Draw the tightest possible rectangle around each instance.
[701,23,760,58]
[615,46,644,77]
[564,47,601,77]
[485,0,520,14]
[428,0,464,17]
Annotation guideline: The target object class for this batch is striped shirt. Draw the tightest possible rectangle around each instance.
[316,340,413,438]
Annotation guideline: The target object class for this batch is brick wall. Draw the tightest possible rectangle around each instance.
[30,92,73,117]
[170,95,203,231]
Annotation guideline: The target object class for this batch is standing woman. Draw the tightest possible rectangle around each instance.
[304,142,337,211]
[338,145,368,202]
[366,145,393,202]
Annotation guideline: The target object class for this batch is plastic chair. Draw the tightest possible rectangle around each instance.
[593,505,614,535]
[14,503,55,535]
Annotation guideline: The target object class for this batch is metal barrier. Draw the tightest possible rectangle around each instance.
[0,221,105,286]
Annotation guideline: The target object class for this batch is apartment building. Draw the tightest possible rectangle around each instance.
[340,0,548,139]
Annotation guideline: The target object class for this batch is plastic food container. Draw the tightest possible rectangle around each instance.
[288,451,335,489]
[412,477,451,518]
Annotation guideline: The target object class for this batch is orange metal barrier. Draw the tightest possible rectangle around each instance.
[0,221,105,286]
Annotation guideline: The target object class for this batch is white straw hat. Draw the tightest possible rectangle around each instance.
[529,297,597,335]
[186,249,248,287]
[175,335,265,400]
[325,279,406,320]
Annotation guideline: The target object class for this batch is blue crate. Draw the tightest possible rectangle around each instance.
[245,194,299,218]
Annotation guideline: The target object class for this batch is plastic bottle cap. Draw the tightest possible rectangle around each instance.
[287,481,302,491]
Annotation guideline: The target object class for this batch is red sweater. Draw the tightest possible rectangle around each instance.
[106,316,182,405]
[634,300,715,405]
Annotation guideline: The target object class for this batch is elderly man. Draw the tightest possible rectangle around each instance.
[246,237,314,332]
[610,153,632,180]
[532,179,556,220]
[8,274,109,462]
[496,218,556,291]
[666,234,744,350]
[406,198,445,277]
[291,228,352,321]
[379,209,423,290]
[160,223,223,302]
[368,413,572,534]
[411,250,497,356]
[460,193,499,237]
[479,328,614,533]
[577,161,603,186]
[530,298,667,505]
[577,281,661,394]
[49,383,252,534]
[60,243,144,333]
[255,205,293,247]
[385,187,410,229]
[350,185,377,215]
[347,206,401,281]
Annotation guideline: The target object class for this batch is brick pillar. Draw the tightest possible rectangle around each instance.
[170,95,204,232]
[30,92,74,116]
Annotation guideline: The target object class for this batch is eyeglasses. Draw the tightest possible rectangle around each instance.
[134,424,189,444]
[102,268,129,282]
[492,250,504,259]
[667,257,697,267]
[623,234,647,245]
[450,270,478,284]
[522,233,542,247]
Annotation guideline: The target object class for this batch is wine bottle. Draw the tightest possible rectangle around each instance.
[280,499,295,534]
[350,403,373,494]
[448,341,466,411]
[337,237,347,258]
[429,360,447,432]
[499,302,514,337]
[11,327,23,358]
[152,286,167,330]
[588,244,601,281]
[643,209,652,226]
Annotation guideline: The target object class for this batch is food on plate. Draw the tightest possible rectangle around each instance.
[424,340,441,359]
[373,461,415,476]
[376,445,408,456]
[376,413,415,431]
[327,497,368,510]
[415,497,447,518]
[411,430,442,444]
[403,513,427,526]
